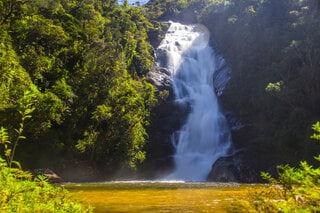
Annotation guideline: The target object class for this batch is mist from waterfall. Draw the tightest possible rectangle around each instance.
[157,22,232,181]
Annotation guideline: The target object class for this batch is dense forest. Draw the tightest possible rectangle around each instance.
[1,0,320,211]
[1,0,320,181]
[0,0,163,180]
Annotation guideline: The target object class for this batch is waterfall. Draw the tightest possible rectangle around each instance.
[156,22,232,181]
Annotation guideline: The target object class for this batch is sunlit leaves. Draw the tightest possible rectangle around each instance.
[92,105,112,121]
[311,122,320,140]
[0,127,11,161]
[237,122,320,211]
[265,81,283,93]
[51,78,75,102]
[0,157,92,212]
[1,0,157,173]
[88,72,155,169]
[0,91,36,168]
[76,129,98,153]
[0,0,28,25]
[0,34,36,111]
[13,15,70,53]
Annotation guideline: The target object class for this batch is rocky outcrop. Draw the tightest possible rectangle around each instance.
[207,150,261,183]
[146,67,171,91]
[145,22,262,182]
[212,58,231,97]
[33,168,62,183]
[143,67,189,179]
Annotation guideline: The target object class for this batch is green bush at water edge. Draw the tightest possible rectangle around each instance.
[0,94,91,212]
[230,122,320,212]
[0,157,92,212]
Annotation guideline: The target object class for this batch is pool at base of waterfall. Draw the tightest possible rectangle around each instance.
[66,181,265,212]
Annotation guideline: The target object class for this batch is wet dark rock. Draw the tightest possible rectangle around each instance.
[142,90,189,179]
[143,65,191,179]
[213,63,231,97]
[207,150,261,183]
[33,168,62,183]
[155,48,169,68]
[146,68,172,91]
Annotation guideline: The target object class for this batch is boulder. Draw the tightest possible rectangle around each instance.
[146,68,172,91]
[33,168,62,183]
[207,150,261,183]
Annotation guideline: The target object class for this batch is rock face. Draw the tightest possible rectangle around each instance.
[207,150,261,183]
[143,67,189,179]
[145,23,265,182]
[145,37,245,180]
[146,67,171,91]
[207,157,238,182]
[33,168,62,183]
[206,100,280,183]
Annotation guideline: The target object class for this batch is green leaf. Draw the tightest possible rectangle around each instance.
[5,149,11,157]
[11,161,22,169]
[311,122,320,140]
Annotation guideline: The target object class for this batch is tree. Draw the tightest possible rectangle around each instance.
[0,0,28,25]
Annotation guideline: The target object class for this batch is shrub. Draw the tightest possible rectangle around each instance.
[0,157,92,212]
[230,122,320,212]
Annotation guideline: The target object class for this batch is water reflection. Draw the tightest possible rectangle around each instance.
[66,182,264,212]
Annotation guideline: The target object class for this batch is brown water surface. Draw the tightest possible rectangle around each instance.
[66,182,264,212]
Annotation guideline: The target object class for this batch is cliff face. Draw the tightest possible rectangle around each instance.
[144,21,259,182]
[201,0,320,180]
[143,5,260,181]
[143,66,189,178]
[144,0,320,182]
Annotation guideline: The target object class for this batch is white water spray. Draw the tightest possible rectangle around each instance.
[157,22,232,181]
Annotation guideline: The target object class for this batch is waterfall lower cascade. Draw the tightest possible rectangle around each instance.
[157,22,232,181]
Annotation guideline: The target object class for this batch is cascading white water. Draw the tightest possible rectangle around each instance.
[157,22,232,181]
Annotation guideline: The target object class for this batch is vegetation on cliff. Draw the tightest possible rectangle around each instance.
[1,0,319,181]
[148,0,320,168]
[1,0,320,210]
[0,0,160,176]
[200,0,320,160]
[147,0,320,210]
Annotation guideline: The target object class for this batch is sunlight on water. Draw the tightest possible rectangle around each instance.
[66,182,265,212]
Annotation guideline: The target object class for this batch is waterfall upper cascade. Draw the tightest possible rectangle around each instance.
[157,22,232,181]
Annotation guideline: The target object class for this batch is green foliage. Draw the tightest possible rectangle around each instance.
[311,122,320,140]
[5,93,35,168]
[75,70,157,169]
[0,0,158,174]
[0,31,39,111]
[0,120,91,212]
[265,81,283,93]
[0,157,92,212]
[189,0,320,162]
[0,0,28,25]
[231,123,320,212]
[0,48,38,167]
[232,160,320,212]
[145,0,214,21]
